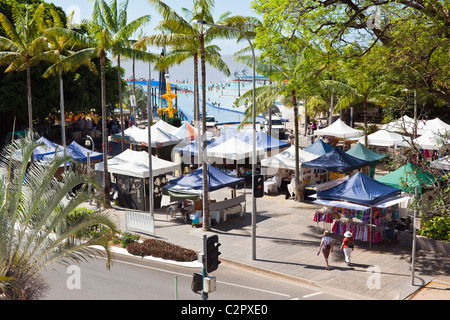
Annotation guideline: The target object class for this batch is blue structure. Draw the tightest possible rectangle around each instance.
[317,172,401,206]
[303,139,335,156]
[302,148,370,173]
[164,164,244,192]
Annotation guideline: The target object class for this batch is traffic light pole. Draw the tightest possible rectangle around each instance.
[202,235,209,301]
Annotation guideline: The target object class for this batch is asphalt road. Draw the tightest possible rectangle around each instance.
[40,253,347,301]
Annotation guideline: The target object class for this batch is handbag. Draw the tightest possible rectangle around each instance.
[348,240,354,248]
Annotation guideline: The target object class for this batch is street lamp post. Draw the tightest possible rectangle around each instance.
[194,20,257,260]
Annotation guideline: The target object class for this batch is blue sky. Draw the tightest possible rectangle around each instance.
[49,0,258,55]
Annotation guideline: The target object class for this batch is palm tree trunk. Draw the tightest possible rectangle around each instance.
[133,55,136,119]
[193,52,199,125]
[292,90,300,201]
[200,30,210,231]
[59,72,67,171]
[118,55,125,151]
[101,51,111,204]
[194,52,201,169]
[26,59,33,134]
[364,98,368,146]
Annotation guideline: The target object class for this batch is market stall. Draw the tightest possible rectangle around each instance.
[313,118,363,140]
[376,162,435,194]
[346,142,386,178]
[260,146,320,193]
[162,164,245,224]
[95,149,179,211]
[313,172,408,246]
[303,139,335,156]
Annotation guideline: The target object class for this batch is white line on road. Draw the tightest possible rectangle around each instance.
[110,257,291,298]
[303,291,323,298]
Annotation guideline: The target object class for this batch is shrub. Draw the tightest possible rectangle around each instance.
[66,208,113,240]
[126,239,198,262]
[418,216,450,242]
[119,232,140,248]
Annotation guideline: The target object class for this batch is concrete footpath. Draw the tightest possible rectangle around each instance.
[96,189,449,300]
[99,130,449,300]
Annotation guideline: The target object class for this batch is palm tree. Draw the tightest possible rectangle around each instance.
[235,41,321,201]
[140,0,231,128]
[0,5,47,134]
[45,2,153,201]
[92,0,152,151]
[0,134,118,300]
[142,0,247,230]
[38,6,97,170]
[322,79,401,146]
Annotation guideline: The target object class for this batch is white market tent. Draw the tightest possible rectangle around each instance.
[207,137,264,162]
[358,129,409,147]
[94,149,179,178]
[151,126,182,147]
[314,118,362,139]
[409,130,448,150]
[261,146,319,171]
[381,115,423,134]
[113,125,181,147]
[152,119,179,135]
[172,122,198,142]
[431,155,450,171]
[418,118,450,135]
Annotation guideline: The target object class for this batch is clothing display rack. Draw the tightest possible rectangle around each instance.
[313,205,400,247]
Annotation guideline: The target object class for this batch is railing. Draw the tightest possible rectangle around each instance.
[126,211,154,235]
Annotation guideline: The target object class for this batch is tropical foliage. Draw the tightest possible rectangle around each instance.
[0,134,118,299]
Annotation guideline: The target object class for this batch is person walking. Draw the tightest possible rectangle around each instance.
[318,230,333,270]
[340,231,355,266]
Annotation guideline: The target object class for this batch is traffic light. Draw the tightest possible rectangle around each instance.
[253,174,264,198]
[205,235,221,273]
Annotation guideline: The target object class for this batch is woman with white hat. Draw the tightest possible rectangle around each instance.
[318,230,334,270]
[340,231,355,266]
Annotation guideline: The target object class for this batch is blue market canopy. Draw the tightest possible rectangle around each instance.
[303,139,335,156]
[65,141,103,162]
[317,172,401,206]
[12,137,102,164]
[163,164,244,195]
[33,136,62,160]
[302,148,370,173]
[175,129,290,156]
[236,131,290,152]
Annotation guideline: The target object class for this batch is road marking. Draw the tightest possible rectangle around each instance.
[216,280,291,298]
[303,291,323,298]
[110,257,291,298]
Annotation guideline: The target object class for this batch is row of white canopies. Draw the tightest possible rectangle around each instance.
[312,117,450,149]
[111,120,199,148]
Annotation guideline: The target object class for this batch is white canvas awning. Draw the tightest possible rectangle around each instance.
[314,118,362,139]
[95,149,179,178]
[408,130,448,150]
[418,118,450,135]
[381,115,425,134]
[152,119,179,135]
[261,146,319,170]
[207,137,264,161]
[113,125,181,147]
[431,155,450,171]
[359,129,409,147]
